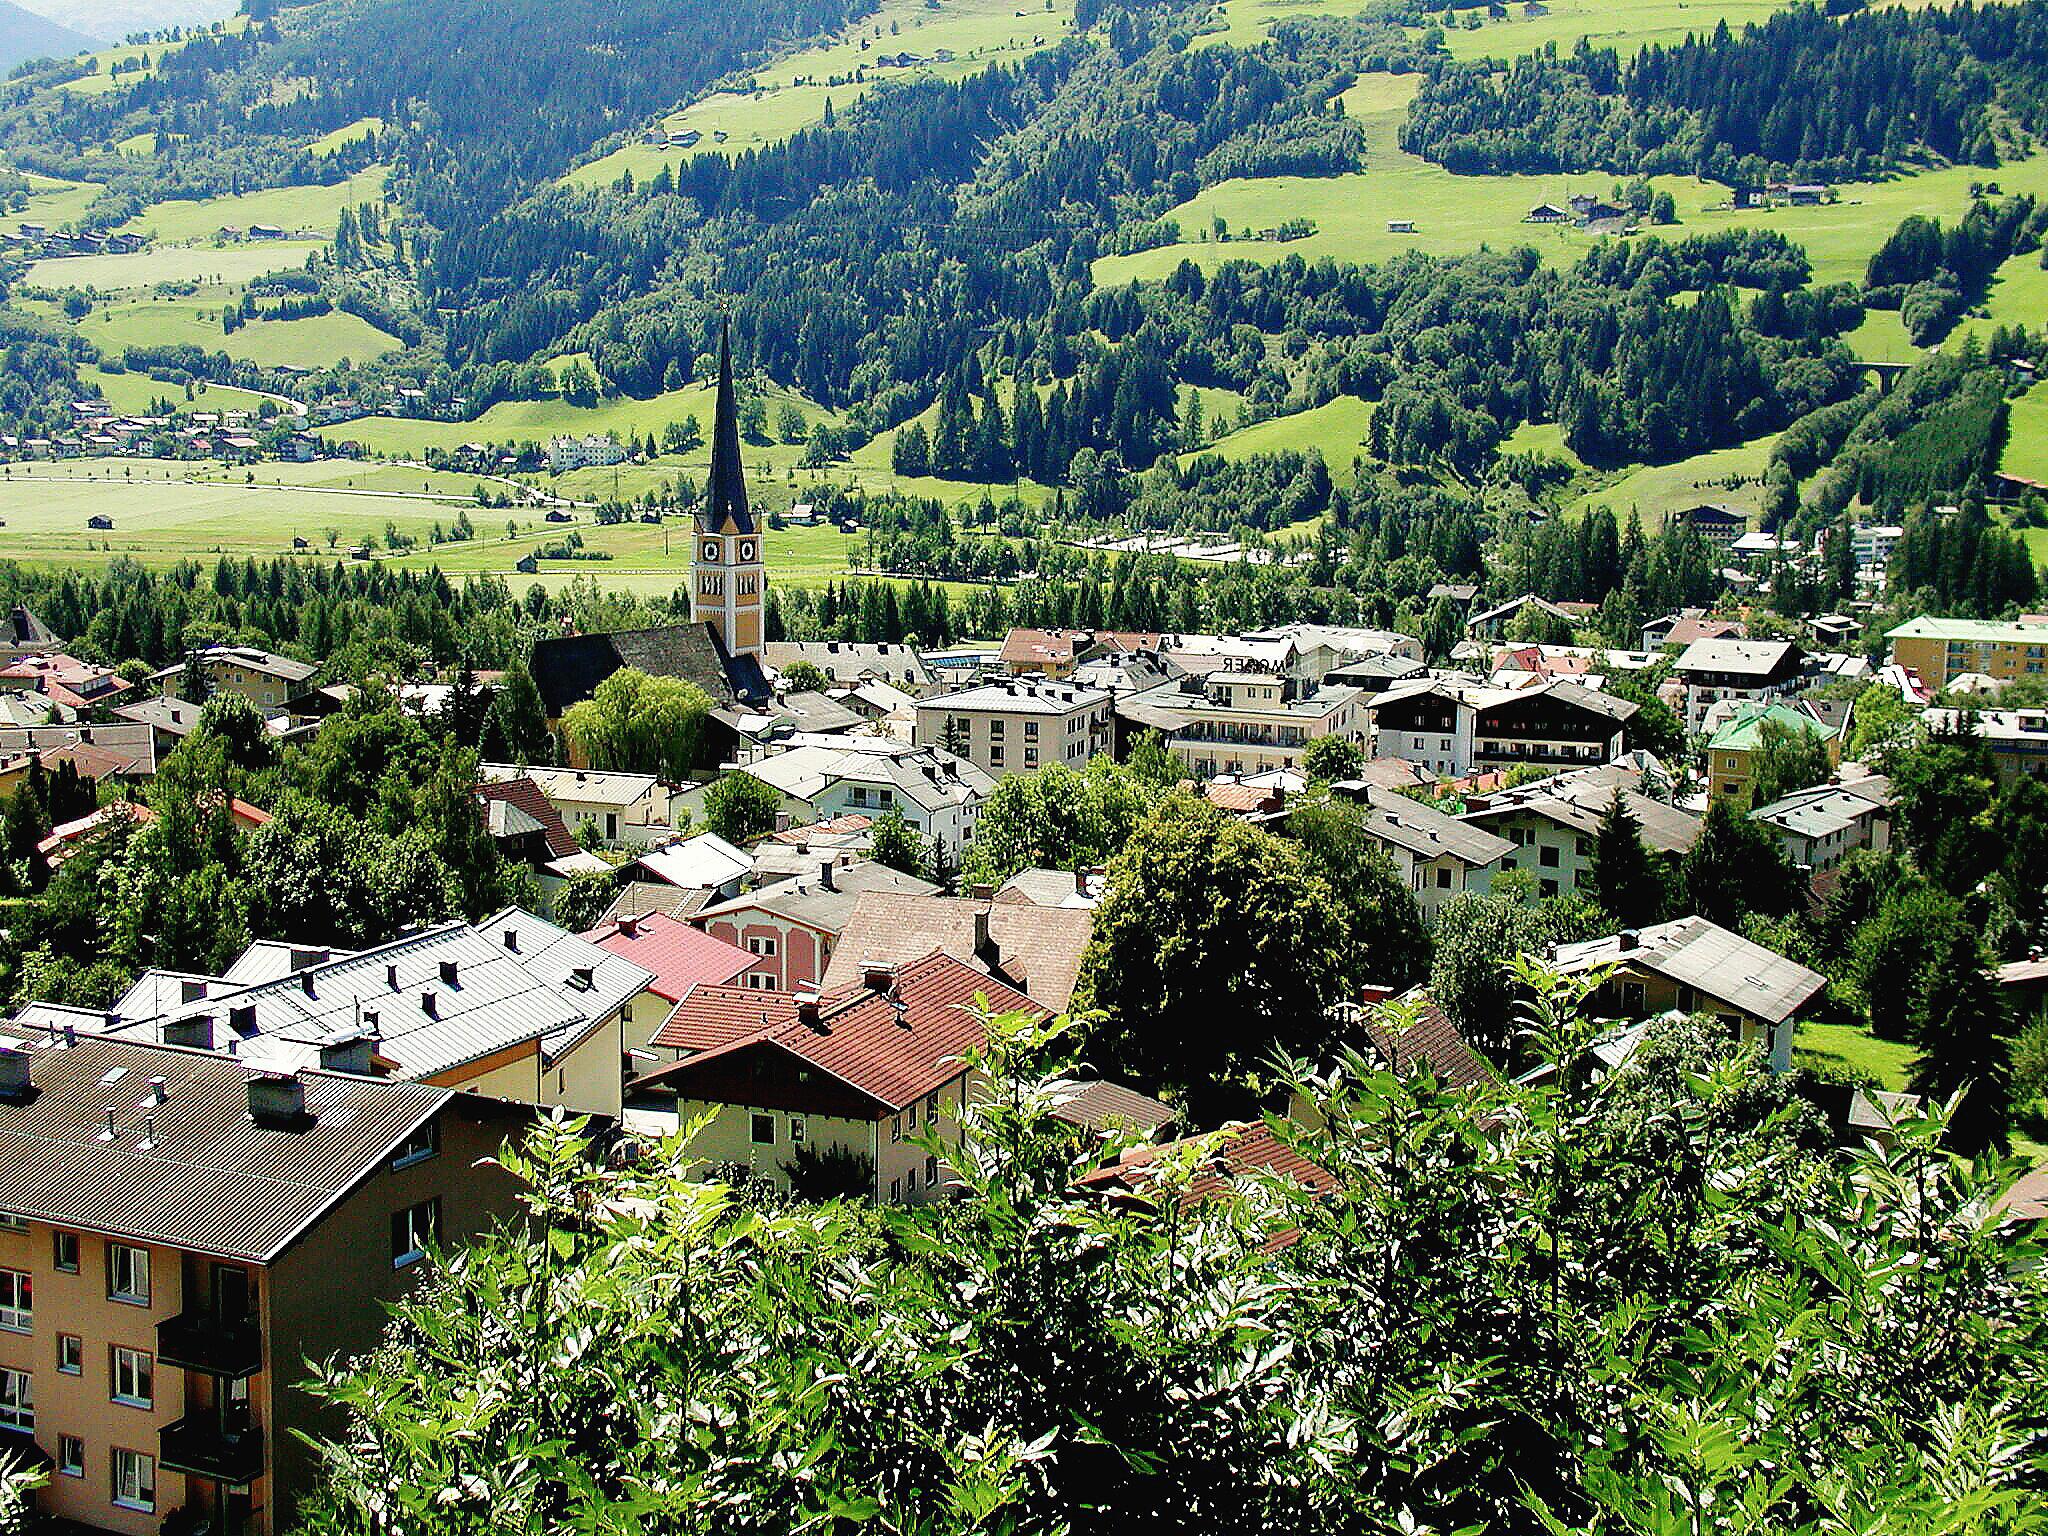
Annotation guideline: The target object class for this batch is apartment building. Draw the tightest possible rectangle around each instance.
[1749,777,1892,873]
[1886,615,2048,689]
[1462,769,1700,900]
[146,648,319,712]
[1671,638,1806,732]
[52,910,655,1119]
[545,433,628,472]
[1702,701,1843,801]
[1118,671,1366,778]
[1918,708,2048,785]
[1333,783,1511,916]
[912,679,1114,777]
[1366,677,1635,779]
[0,1035,525,1536]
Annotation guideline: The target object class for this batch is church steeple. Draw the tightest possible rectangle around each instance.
[703,321,754,536]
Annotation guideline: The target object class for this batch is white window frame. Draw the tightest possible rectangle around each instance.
[108,1243,150,1306]
[391,1120,438,1171]
[110,1346,152,1409]
[112,1447,155,1513]
[0,1367,30,1431]
[57,1433,82,1478]
[56,1334,80,1375]
[0,1269,28,1332]
[390,1199,439,1270]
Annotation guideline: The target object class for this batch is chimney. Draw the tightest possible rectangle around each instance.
[164,1015,213,1050]
[571,965,595,991]
[247,1073,307,1127]
[503,926,519,953]
[795,992,823,1028]
[386,963,400,990]
[1617,929,1639,952]
[299,971,316,998]
[439,959,459,987]
[862,961,896,993]
[973,908,999,971]
[968,882,994,902]
[819,857,835,892]
[362,1009,380,1040]
[228,1004,257,1036]
[0,1047,30,1104]
[319,1033,375,1075]
[420,989,438,1018]
[617,915,639,939]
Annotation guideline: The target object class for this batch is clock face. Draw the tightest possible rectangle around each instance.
[701,540,719,562]
[739,540,756,561]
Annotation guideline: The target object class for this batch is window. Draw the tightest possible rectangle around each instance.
[890,1178,901,1201]
[1435,866,1451,889]
[1024,748,1038,768]
[990,746,1004,766]
[391,1121,438,1170]
[52,1230,77,1273]
[789,1116,806,1145]
[0,1270,27,1332]
[0,1368,28,1431]
[57,1435,82,1478]
[110,1346,152,1408]
[390,1199,439,1270]
[745,972,777,991]
[112,1448,155,1513]
[750,1114,775,1146]
[906,1166,918,1192]
[890,1115,901,1144]
[0,1214,24,1233]
[604,813,619,841]
[747,935,779,956]
[926,1154,939,1187]
[925,1091,939,1119]
[1024,721,1039,740]
[1539,844,1560,868]
[108,1244,149,1305]
[906,1102,918,1131]
[56,1334,80,1375]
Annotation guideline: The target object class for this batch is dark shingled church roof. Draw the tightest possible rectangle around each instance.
[702,322,755,537]
[529,623,770,717]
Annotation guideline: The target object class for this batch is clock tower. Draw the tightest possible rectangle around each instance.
[692,322,765,661]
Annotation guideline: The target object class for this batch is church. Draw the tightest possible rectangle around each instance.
[527,325,774,732]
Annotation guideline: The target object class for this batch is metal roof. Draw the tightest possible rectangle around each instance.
[1552,915,1825,1025]
[0,1034,452,1262]
[1357,785,1513,867]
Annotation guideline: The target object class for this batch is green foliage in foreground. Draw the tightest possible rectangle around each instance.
[297,984,2048,1536]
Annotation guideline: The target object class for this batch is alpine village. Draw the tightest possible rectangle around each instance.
[4,0,2048,1530]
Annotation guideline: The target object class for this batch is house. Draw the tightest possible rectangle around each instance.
[1524,203,1569,223]
[693,858,940,991]
[1360,990,1494,1089]
[147,647,318,712]
[0,604,59,666]
[1328,782,1512,916]
[1886,615,2048,689]
[1749,776,1892,873]
[1117,671,1366,779]
[0,654,131,719]
[528,622,771,722]
[1046,1080,1176,1138]
[1387,219,1415,233]
[999,628,1094,679]
[1463,593,1577,641]
[736,737,994,864]
[545,434,628,472]
[1550,916,1827,1072]
[72,910,656,1118]
[86,515,114,531]
[1671,638,1805,732]
[992,867,1101,910]
[582,911,753,1008]
[818,890,1094,1012]
[763,640,933,692]
[1364,676,1634,779]
[1641,610,1745,651]
[479,763,674,847]
[0,723,156,786]
[1702,700,1840,801]
[1670,504,1749,546]
[912,678,1114,777]
[472,775,595,885]
[0,1034,529,1536]
[1918,708,2048,785]
[629,832,754,899]
[635,950,1035,1203]
[1461,767,1700,899]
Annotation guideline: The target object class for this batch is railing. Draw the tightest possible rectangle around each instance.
[157,1312,263,1379]
[160,1415,264,1484]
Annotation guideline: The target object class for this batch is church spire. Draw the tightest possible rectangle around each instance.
[703,320,754,535]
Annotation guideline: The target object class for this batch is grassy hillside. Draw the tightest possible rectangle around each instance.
[1178,396,1375,471]
[1571,432,1783,527]
[75,294,400,369]
[1095,72,2048,291]
[117,163,389,241]
[24,241,325,290]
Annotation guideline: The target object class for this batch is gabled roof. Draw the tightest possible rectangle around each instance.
[1351,784,1513,868]
[1463,776,1699,856]
[697,860,941,936]
[1088,1121,1336,1203]
[0,1034,480,1262]
[819,891,1094,1010]
[1673,638,1802,679]
[1705,701,1836,752]
[1047,1079,1176,1136]
[528,622,770,715]
[645,950,1034,1113]
[1551,915,1825,1025]
[475,776,579,860]
[633,832,752,891]
[1363,991,1494,1090]
[580,912,753,1002]
[1749,779,1891,840]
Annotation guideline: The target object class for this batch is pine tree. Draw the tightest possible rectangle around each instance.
[1590,789,1665,923]
[1906,925,2014,1155]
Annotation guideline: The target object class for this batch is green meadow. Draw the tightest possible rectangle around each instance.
[24,242,326,292]
[1571,432,1782,527]
[3,170,104,238]
[80,366,284,416]
[74,295,400,369]
[2005,385,2048,486]
[1178,395,1375,471]
[1094,73,2048,292]
[566,0,1076,187]
[310,118,385,156]
[117,165,389,243]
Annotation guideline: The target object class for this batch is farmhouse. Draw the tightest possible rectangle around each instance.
[1524,203,1568,223]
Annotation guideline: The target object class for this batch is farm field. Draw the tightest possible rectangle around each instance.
[117,164,389,242]
[1093,72,2048,291]
[48,17,248,96]
[566,0,1076,187]
[2004,384,2048,486]
[24,241,325,291]
[1179,396,1375,470]
[78,295,401,369]
[1570,432,1781,526]
[1198,0,1790,53]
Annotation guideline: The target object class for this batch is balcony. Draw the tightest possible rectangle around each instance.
[159,1311,263,1379]
[160,1415,264,1485]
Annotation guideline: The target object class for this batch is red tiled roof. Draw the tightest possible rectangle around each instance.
[37,741,148,782]
[1090,1122,1335,1204]
[765,813,872,844]
[1199,781,1285,816]
[645,950,1038,1112]
[475,776,579,859]
[36,802,154,863]
[581,912,753,1002]
[1364,993,1495,1091]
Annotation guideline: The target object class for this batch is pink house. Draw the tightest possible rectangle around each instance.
[693,859,938,991]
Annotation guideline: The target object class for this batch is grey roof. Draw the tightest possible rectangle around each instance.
[770,690,866,734]
[1673,638,1801,678]
[87,910,652,1080]
[740,739,993,814]
[110,695,205,737]
[1749,780,1891,841]
[1465,777,1700,856]
[0,721,158,772]
[698,860,940,936]
[0,1034,459,1261]
[920,679,1110,715]
[147,644,318,686]
[764,641,933,689]
[481,762,662,809]
[1354,784,1513,867]
[1551,915,1825,1025]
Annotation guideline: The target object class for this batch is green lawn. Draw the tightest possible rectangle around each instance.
[310,118,385,156]
[117,165,390,243]
[1795,1019,1914,1091]
[78,295,401,369]
[566,0,1076,187]
[1095,72,2048,292]
[1498,419,1586,469]
[24,242,326,292]
[1570,432,1782,527]
[2004,384,2048,486]
[80,366,282,416]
